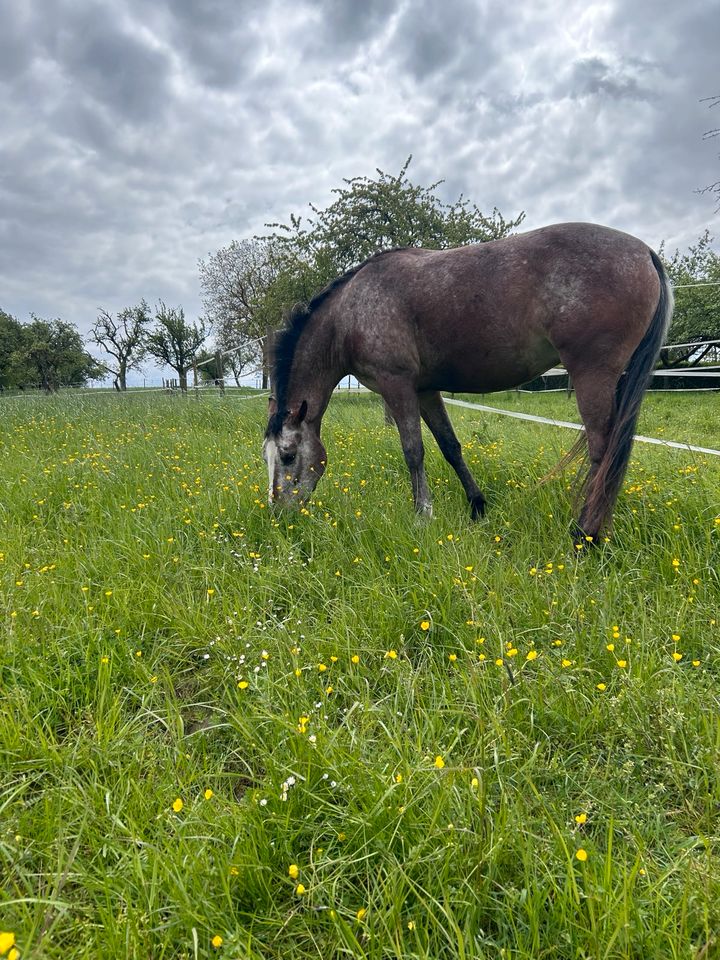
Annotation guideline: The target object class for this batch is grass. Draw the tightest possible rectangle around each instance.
[1,389,719,959]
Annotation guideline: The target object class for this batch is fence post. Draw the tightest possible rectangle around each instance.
[216,350,225,394]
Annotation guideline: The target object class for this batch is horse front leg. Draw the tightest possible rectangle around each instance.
[380,382,433,517]
[419,391,486,520]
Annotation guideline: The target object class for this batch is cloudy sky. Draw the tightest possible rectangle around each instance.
[1,0,718,380]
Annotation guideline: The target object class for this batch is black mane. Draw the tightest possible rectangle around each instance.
[267,249,405,435]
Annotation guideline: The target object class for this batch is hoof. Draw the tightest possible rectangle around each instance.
[470,494,486,521]
[570,523,598,550]
[415,502,433,522]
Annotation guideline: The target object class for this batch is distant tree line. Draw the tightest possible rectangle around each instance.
[2,158,719,393]
[0,302,209,394]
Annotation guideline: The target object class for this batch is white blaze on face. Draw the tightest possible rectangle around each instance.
[264,437,278,504]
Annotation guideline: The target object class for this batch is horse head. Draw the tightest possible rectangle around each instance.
[263,397,326,507]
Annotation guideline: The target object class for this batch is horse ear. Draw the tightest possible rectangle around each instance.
[268,395,277,417]
[288,400,308,425]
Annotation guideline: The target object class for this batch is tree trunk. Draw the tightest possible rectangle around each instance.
[119,362,127,391]
[179,370,188,393]
[263,325,273,391]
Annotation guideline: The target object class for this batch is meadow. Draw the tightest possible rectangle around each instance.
[1,389,719,960]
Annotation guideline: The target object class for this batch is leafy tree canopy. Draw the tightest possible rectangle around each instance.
[145,302,208,392]
[0,312,103,391]
[198,239,277,387]
[91,301,152,390]
[0,309,25,389]
[661,231,720,364]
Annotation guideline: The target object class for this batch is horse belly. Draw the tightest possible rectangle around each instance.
[419,338,560,394]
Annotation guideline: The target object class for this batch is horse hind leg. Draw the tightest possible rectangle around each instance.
[570,370,626,543]
[419,391,486,520]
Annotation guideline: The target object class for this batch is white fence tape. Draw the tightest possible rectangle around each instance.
[444,397,720,458]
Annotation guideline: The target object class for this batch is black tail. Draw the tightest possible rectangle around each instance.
[578,250,673,536]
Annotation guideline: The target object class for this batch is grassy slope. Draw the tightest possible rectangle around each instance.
[1,391,719,959]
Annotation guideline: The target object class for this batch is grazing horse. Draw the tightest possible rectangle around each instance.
[263,222,673,540]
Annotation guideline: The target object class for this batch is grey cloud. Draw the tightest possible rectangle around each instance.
[313,0,397,46]
[151,0,266,89]
[388,0,498,83]
[560,56,657,101]
[0,3,36,81]
[45,5,172,124]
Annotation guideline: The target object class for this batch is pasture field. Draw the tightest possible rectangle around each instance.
[1,390,719,960]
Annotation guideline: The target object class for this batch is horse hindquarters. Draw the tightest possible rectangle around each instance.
[565,252,672,541]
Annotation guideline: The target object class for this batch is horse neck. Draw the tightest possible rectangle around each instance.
[284,308,346,428]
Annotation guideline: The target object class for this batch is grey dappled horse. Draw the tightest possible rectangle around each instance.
[263,223,673,541]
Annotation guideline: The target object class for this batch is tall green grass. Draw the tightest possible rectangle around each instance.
[1,391,719,959]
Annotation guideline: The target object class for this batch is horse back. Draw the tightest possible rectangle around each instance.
[338,223,661,393]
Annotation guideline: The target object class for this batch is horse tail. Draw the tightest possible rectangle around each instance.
[579,249,673,535]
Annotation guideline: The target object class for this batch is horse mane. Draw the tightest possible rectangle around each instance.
[267,248,405,435]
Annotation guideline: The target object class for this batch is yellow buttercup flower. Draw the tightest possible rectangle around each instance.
[172,797,183,813]
[0,933,15,954]
[576,848,588,862]
[434,756,445,769]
